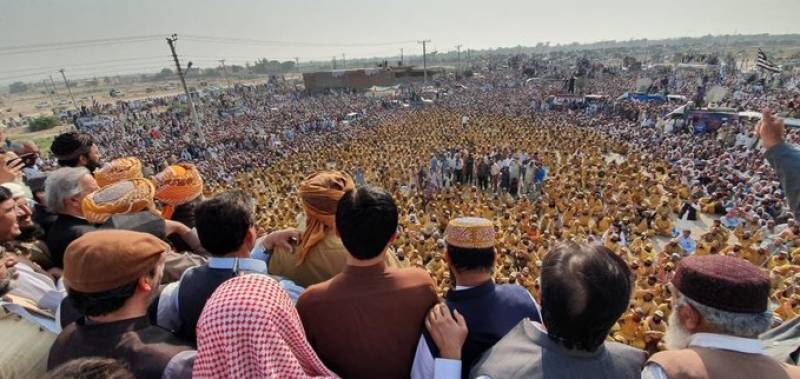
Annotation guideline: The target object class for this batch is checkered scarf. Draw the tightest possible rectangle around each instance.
[193,275,337,378]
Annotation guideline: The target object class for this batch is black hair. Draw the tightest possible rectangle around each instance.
[194,191,254,256]
[446,245,495,272]
[336,186,398,260]
[0,186,12,204]
[43,357,134,379]
[68,281,138,317]
[50,132,94,167]
[540,242,633,351]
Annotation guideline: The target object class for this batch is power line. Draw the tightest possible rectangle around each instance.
[0,36,163,57]
[181,34,417,48]
[0,56,172,75]
[0,35,165,52]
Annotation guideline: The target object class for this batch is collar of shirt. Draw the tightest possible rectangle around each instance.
[343,261,386,276]
[454,285,474,291]
[689,332,765,355]
[208,257,268,274]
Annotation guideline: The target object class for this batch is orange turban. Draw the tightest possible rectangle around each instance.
[297,171,355,263]
[94,157,143,188]
[82,179,155,224]
[153,163,204,219]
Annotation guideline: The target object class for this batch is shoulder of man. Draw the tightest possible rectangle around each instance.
[647,348,704,377]
[389,266,436,283]
[296,277,335,308]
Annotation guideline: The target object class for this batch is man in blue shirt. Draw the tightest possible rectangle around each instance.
[412,217,540,378]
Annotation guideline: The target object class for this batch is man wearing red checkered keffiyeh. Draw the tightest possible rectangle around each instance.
[193,275,336,378]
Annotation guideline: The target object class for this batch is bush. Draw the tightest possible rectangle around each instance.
[28,116,60,132]
[9,81,28,94]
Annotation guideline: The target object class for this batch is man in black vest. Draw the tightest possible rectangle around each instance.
[155,190,302,345]
[48,230,195,379]
[411,217,541,379]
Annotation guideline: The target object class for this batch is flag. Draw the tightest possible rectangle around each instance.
[756,49,781,73]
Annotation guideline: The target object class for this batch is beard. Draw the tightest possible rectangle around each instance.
[664,310,693,350]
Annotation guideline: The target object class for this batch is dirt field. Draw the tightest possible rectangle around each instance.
[0,74,295,151]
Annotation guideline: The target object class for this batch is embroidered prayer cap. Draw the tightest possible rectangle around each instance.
[94,157,143,188]
[82,178,155,224]
[672,255,769,314]
[445,217,496,249]
[64,230,168,293]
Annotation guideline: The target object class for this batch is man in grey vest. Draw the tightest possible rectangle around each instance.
[644,255,800,379]
[155,190,303,345]
[428,242,645,378]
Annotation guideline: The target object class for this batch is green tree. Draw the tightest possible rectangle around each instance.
[9,81,28,94]
[28,115,60,132]
[156,68,174,79]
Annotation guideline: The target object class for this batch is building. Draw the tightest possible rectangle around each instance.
[302,66,442,93]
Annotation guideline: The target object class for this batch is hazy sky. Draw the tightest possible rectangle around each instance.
[2,0,800,82]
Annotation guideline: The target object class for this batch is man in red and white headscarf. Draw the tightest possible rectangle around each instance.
[193,275,335,379]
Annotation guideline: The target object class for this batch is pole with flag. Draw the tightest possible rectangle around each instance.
[756,49,781,73]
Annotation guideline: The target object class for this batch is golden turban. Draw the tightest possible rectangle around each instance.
[94,157,143,188]
[82,179,155,224]
[153,163,204,219]
[297,171,355,263]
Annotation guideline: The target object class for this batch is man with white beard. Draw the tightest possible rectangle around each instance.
[643,255,800,379]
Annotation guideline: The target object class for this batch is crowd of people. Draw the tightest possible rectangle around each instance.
[2,53,800,378]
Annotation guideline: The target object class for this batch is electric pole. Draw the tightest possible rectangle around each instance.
[455,44,462,79]
[48,75,59,96]
[58,69,79,112]
[219,59,232,87]
[400,48,404,66]
[418,39,431,85]
[166,34,203,137]
[295,57,300,73]
[342,53,346,69]
[42,79,56,110]
[332,56,337,70]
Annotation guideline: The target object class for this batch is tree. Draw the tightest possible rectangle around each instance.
[9,81,28,94]
[280,60,296,72]
[156,68,174,80]
[28,115,60,132]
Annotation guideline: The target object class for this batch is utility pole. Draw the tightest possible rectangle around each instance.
[332,56,337,70]
[342,53,346,69]
[166,34,203,137]
[48,75,59,96]
[294,57,300,73]
[219,59,232,87]
[400,48,404,66]
[455,44,462,79]
[42,79,56,110]
[418,39,431,85]
[58,69,79,112]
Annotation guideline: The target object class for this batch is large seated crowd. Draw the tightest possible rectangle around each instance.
[2,55,800,378]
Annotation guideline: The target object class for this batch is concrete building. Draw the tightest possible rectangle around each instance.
[302,66,442,93]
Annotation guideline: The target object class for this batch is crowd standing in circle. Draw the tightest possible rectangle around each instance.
[0,55,800,378]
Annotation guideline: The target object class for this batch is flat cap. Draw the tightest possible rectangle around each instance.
[445,217,495,249]
[672,255,769,314]
[64,230,168,293]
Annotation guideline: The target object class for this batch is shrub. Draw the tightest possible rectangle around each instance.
[28,115,60,132]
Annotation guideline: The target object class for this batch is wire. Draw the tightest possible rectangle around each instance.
[0,56,173,75]
[181,34,417,48]
[0,35,165,52]
[0,36,164,57]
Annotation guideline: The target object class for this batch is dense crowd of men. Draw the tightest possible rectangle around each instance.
[2,53,800,378]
